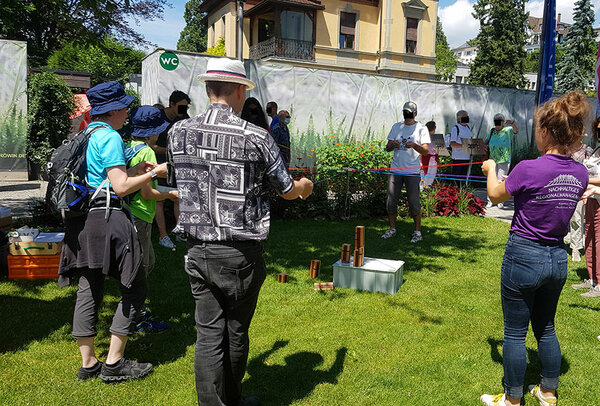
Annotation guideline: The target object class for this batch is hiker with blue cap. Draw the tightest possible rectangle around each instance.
[126,105,178,333]
[59,81,167,384]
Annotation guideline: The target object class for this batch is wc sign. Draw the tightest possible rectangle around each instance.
[159,52,179,71]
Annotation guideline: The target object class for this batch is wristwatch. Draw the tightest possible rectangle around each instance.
[150,169,157,179]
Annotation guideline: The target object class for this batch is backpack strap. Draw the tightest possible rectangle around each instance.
[124,143,149,165]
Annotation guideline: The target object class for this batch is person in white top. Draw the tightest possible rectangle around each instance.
[381,101,431,243]
[449,110,473,185]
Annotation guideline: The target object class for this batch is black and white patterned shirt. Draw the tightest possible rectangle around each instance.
[168,103,294,241]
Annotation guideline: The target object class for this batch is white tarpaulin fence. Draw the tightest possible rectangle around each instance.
[142,49,587,167]
[0,39,27,175]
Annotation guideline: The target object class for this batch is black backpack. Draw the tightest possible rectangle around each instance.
[45,125,108,220]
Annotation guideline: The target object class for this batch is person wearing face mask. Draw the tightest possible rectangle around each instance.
[241,97,270,132]
[266,101,279,131]
[449,110,473,185]
[152,90,191,250]
[484,113,517,209]
[271,110,291,168]
[381,101,430,243]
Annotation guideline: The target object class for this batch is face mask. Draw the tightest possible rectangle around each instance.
[249,108,260,117]
[266,107,272,115]
[461,117,470,124]
[284,118,291,125]
[403,111,414,120]
[494,119,502,126]
[178,104,189,115]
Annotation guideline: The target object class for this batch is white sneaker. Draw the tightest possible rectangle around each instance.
[497,203,504,209]
[486,202,493,209]
[528,384,557,405]
[381,228,396,239]
[581,285,600,298]
[480,393,505,406]
[572,250,581,262]
[410,231,423,243]
[159,236,176,249]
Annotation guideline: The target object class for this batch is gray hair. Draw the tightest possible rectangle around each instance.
[456,110,468,118]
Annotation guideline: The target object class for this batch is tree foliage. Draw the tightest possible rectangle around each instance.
[205,37,226,56]
[27,71,75,165]
[46,37,145,86]
[0,0,168,66]
[523,46,566,73]
[554,0,596,93]
[468,0,528,89]
[435,17,457,82]
[177,0,207,53]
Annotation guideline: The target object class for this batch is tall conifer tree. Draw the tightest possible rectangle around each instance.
[468,0,528,89]
[177,0,208,53]
[435,17,457,82]
[554,0,596,93]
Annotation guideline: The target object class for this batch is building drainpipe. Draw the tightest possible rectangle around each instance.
[237,0,246,60]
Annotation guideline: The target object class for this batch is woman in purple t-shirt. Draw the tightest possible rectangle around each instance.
[479,92,590,406]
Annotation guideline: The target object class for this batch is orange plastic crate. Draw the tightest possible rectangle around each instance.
[7,254,60,280]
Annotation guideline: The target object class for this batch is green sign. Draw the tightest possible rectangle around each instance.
[159,52,179,71]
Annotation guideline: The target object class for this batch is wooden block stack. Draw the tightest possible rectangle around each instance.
[313,282,334,291]
[309,260,321,278]
[277,272,289,283]
[340,244,351,263]
[353,226,365,267]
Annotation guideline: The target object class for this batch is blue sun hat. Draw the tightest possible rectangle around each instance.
[86,81,135,115]
[131,106,170,137]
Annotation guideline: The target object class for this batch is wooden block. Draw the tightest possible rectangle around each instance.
[310,259,321,272]
[277,273,289,283]
[353,250,360,267]
[355,226,365,249]
[313,282,334,291]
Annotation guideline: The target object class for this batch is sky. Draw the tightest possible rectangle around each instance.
[129,1,600,53]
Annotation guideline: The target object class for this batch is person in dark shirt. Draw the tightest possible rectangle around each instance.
[241,97,269,132]
[271,110,291,168]
[266,101,279,131]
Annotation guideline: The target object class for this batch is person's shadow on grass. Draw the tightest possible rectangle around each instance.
[244,340,347,405]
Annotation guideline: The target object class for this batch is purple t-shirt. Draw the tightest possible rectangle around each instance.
[505,154,588,243]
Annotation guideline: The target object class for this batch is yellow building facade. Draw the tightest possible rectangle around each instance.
[201,0,438,80]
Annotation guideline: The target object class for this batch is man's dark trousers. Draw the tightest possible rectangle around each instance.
[186,240,266,406]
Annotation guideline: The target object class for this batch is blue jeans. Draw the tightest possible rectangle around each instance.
[501,233,567,398]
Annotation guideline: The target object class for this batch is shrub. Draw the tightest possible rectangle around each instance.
[27,71,75,167]
[422,184,486,217]
[205,37,226,56]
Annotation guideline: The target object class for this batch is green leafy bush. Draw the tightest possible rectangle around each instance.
[26,71,75,167]
[205,37,226,56]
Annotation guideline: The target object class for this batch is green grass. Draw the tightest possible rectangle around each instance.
[1,217,599,405]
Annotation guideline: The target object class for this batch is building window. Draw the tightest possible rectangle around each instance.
[221,16,226,38]
[281,10,312,42]
[456,76,463,84]
[258,18,275,43]
[406,17,418,54]
[339,11,356,49]
[466,50,471,56]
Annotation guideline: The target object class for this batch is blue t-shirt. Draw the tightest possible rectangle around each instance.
[86,121,126,188]
[269,115,279,132]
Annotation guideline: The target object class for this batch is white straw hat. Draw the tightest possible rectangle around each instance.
[197,57,256,90]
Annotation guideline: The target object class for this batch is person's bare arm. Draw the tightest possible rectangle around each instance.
[405,141,428,155]
[386,140,400,152]
[589,177,600,186]
[482,159,512,204]
[280,178,314,200]
[450,141,462,149]
[140,182,178,201]
[106,162,167,198]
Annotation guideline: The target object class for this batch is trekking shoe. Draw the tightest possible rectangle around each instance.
[381,228,396,239]
[486,201,493,209]
[159,235,175,249]
[497,203,504,209]
[581,285,600,298]
[571,278,593,290]
[480,393,505,406]
[99,358,153,383]
[137,319,168,333]
[77,361,103,381]
[528,384,557,405]
[572,250,581,262]
[410,231,423,243]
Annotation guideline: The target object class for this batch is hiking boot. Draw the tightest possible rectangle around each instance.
[581,285,600,298]
[99,358,153,383]
[528,384,557,405]
[410,231,423,243]
[159,235,175,249]
[571,250,581,262]
[571,279,593,290]
[137,319,168,333]
[77,361,103,381]
[480,393,505,406]
[381,228,396,239]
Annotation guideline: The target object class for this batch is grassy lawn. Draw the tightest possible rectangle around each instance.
[1,216,599,405]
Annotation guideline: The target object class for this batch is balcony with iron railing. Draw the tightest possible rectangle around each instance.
[249,37,315,61]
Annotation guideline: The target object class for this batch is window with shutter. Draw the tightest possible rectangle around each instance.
[406,17,418,54]
[339,11,356,49]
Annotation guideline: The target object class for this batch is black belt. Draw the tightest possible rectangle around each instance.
[89,198,123,209]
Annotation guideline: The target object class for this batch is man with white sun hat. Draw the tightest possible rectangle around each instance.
[168,57,313,406]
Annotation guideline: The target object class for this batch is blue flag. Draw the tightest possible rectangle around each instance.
[537,0,556,105]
